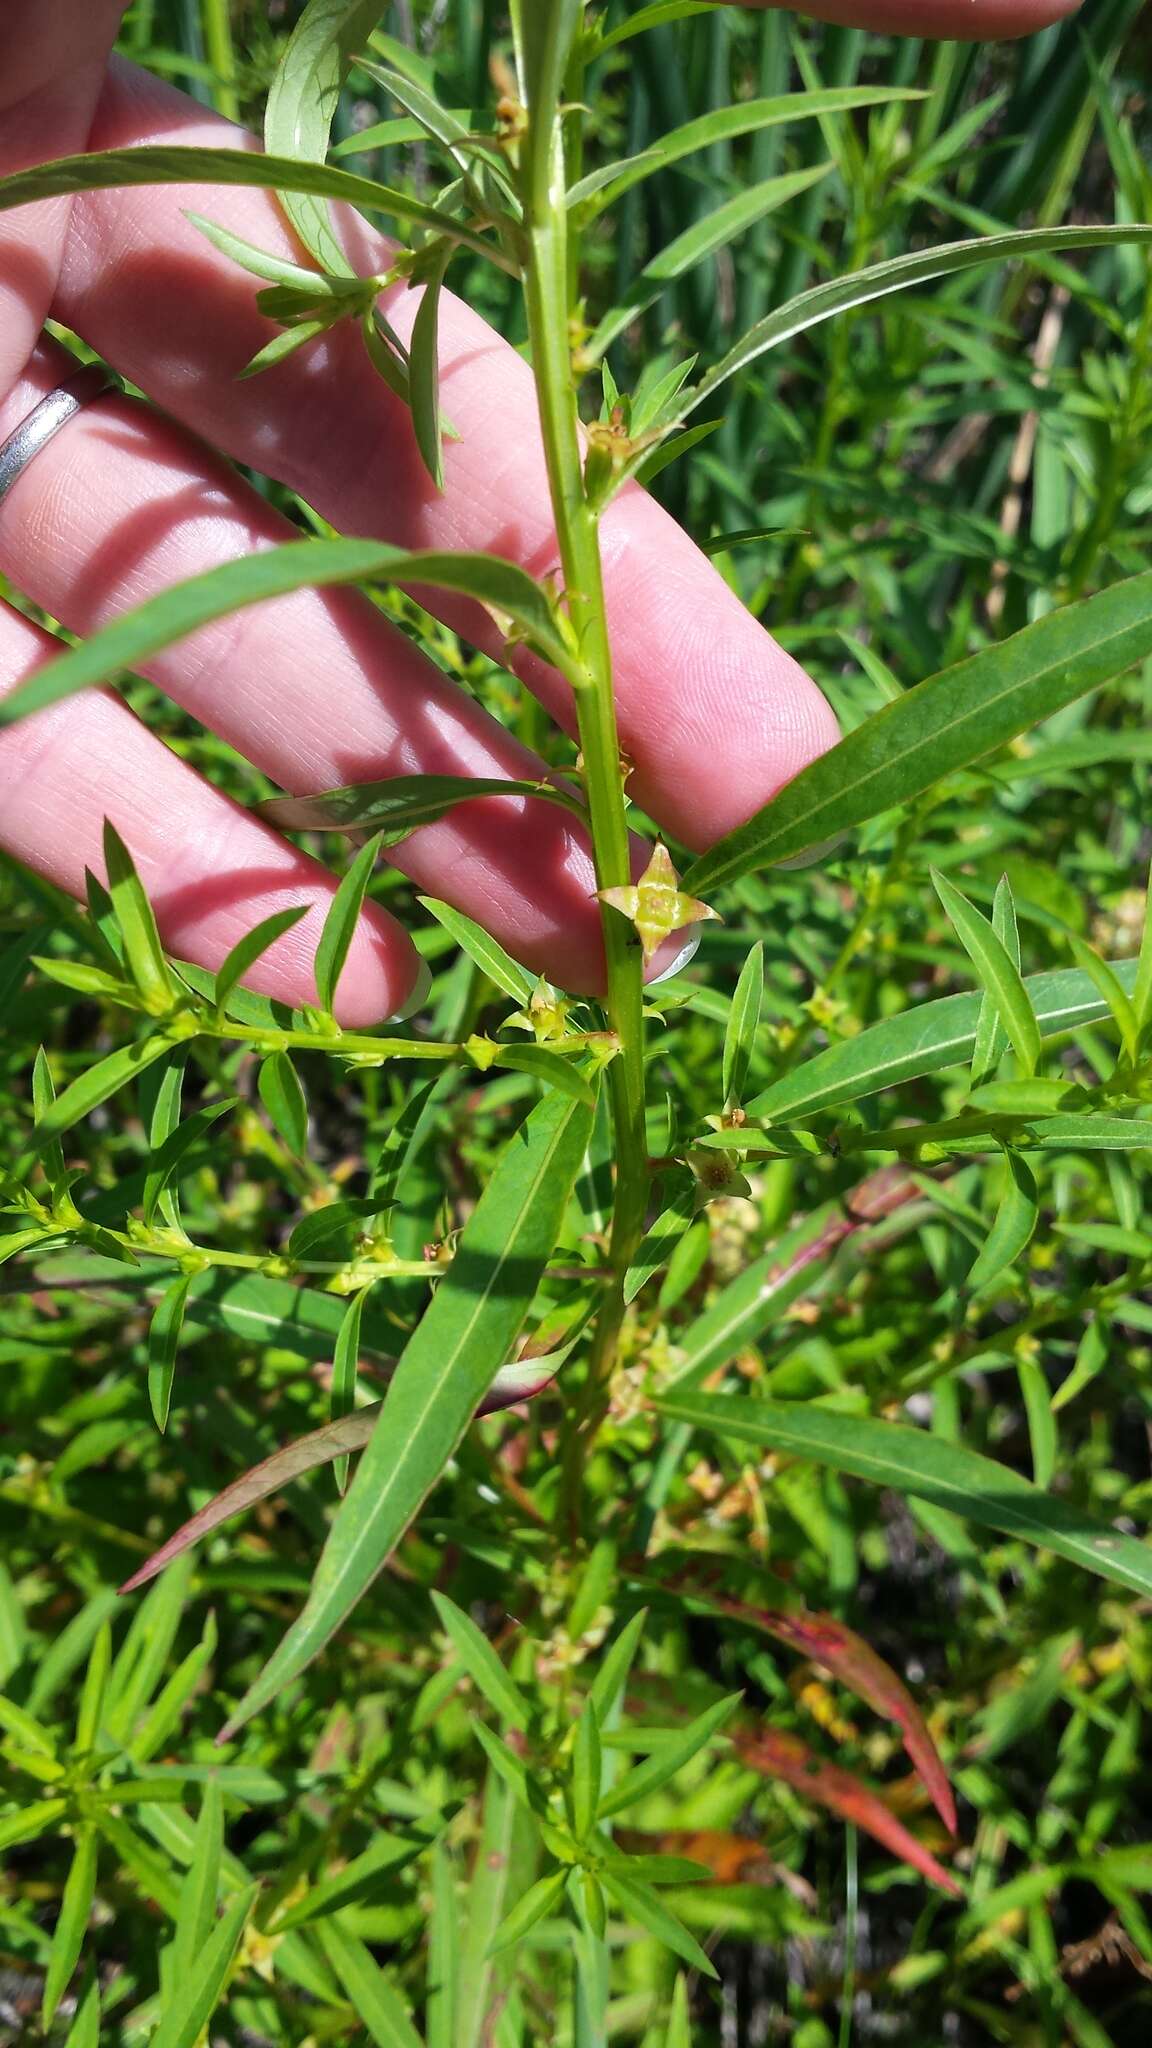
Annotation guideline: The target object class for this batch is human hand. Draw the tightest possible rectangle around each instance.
[0,0,1078,1026]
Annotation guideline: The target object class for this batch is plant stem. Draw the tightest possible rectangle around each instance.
[517,36,649,1503]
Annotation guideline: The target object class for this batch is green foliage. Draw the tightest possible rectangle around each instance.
[4,2,1152,2045]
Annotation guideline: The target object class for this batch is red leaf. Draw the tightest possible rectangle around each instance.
[717,1595,956,1837]
[734,1725,961,1897]
[118,1353,561,1597]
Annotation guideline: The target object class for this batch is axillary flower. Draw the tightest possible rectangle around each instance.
[598,842,720,963]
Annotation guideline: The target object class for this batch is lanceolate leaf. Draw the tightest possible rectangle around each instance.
[933,871,1041,1078]
[0,147,513,269]
[263,0,388,274]
[685,571,1152,896]
[314,834,383,1014]
[419,897,535,1003]
[409,242,453,489]
[148,1275,192,1434]
[590,164,832,356]
[429,1591,532,1730]
[965,1151,1039,1295]
[722,942,765,1110]
[151,1883,257,2048]
[119,1355,563,1596]
[570,88,923,215]
[747,959,1141,1124]
[0,538,574,732]
[704,1594,956,1835]
[733,1726,960,1896]
[260,773,585,839]
[217,1089,593,1736]
[676,225,1152,430]
[598,1869,718,1979]
[655,1395,1152,1600]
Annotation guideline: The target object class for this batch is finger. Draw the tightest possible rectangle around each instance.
[739,0,1081,33]
[0,600,421,1028]
[0,341,634,996]
[42,59,839,856]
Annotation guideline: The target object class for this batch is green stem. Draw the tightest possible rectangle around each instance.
[517,56,649,1490]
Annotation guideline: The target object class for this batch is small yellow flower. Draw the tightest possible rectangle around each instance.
[598,843,719,963]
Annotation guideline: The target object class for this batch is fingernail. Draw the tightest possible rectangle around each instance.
[390,954,431,1021]
[647,931,702,985]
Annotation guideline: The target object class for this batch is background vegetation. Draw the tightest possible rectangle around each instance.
[3,1,1152,2042]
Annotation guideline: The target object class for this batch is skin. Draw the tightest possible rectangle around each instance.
[0,0,1082,1023]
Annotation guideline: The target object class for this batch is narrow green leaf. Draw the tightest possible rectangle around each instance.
[430,1591,532,1730]
[274,1826,425,1932]
[590,164,832,355]
[419,896,535,1002]
[723,942,765,1109]
[686,572,1152,896]
[151,1883,257,2048]
[410,243,452,489]
[143,1098,238,1226]
[471,1717,540,1814]
[427,1840,460,2048]
[664,1974,691,2048]
[588,1609,648,1725]
[0,537,573,732]
[599,1870,718,1979]
[934,872,1041,1078]
[455,1770,517,2048]
[971,876,1020,1085]
[656,1395,1152,1600]
[219,1088,593,1738]
[148,1274,192,1434]
[314,833,383,1014]
[624,1185,696,1304]
[1067,937,1139,1064]
[0,1693,54,1756]
[0,1798,69,1854]
[213,905,309,1014]
[17,1035,178,1172]
[487,1869,568,1958]
[103,820,176,1011]
[369,1078,439,1218]
[41,1825,98,2029]
[31,1047,66,1193]
[75,1624,112,1754]
[597,1695,740,1820]
[264,0,387,270]
[676,226,1152,430]
[258,1052,309,1157]
[331,1289,367,1495]
[1053,1317,1109,1413]
[664,1207,840,1392]
[172,1778,223,1985]
[749,960,1141,1125]
[570,1705,602,1840]
[491,1044,598,1107]
[317,1919,424,2048]
[1132,854,1152,1042]
[1018,1357,1058,1491]
[62,1965,100,2048]
[573,88,922,215]
[966,1152,1038,1295]
[261,772,585,838]
[0,148,509,269]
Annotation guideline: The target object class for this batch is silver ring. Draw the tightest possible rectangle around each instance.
[0,364,118,511]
